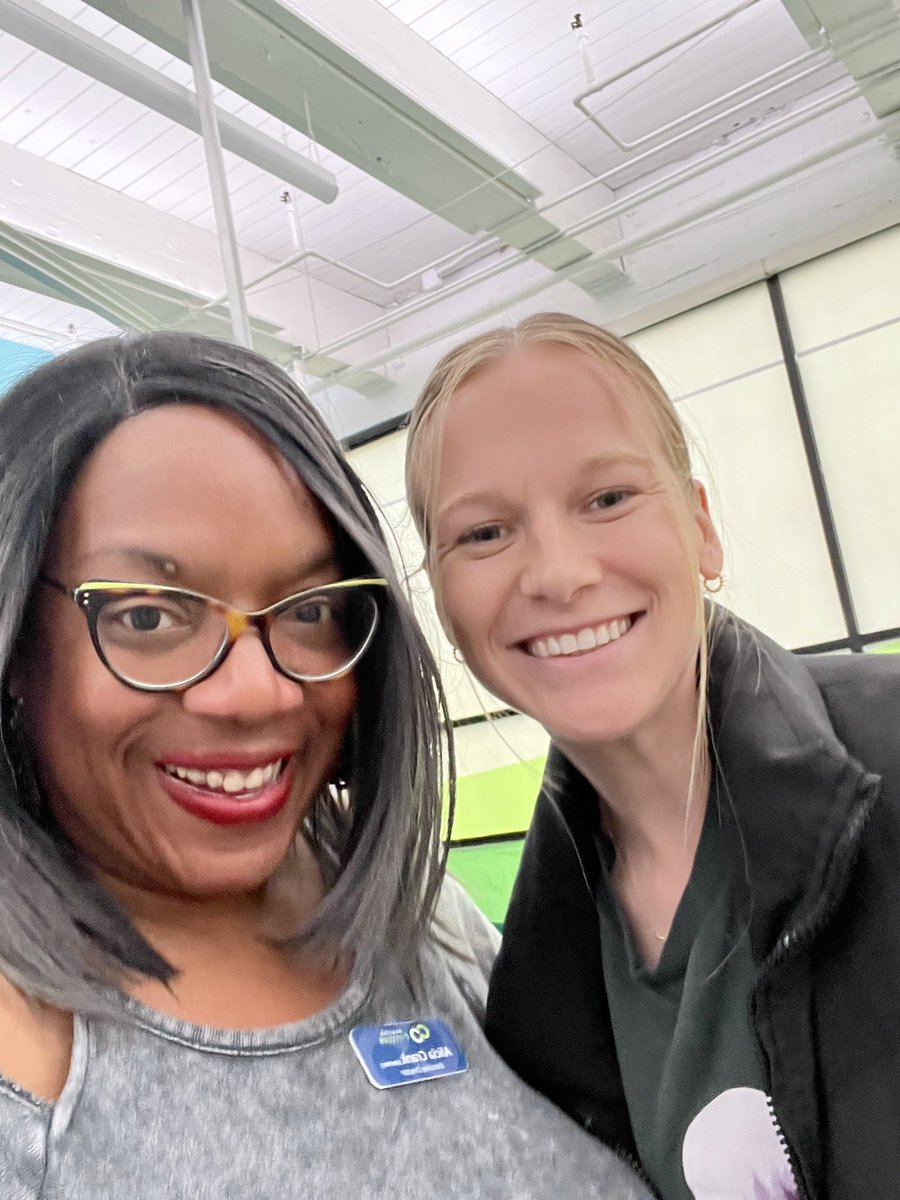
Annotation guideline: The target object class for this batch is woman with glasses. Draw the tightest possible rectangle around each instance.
[0,332,649,1199]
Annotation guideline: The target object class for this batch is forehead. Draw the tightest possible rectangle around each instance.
[440,344,660,479]
[49,404,334,577]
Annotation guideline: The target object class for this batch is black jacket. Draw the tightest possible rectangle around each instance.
[485,612,900,1199]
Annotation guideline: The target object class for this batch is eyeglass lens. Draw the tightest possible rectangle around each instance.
[95,586,379,686]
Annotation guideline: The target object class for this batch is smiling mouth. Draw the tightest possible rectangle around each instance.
[161,759,288,798]
[526,614,635,659]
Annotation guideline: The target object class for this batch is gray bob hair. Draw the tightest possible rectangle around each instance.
[0,331,450,1012]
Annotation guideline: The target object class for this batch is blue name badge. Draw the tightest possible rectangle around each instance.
[349,1017,468,1090]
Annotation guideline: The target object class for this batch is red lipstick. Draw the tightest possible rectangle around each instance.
[156,757,295,827]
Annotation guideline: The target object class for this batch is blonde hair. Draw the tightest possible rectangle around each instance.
[405,311,714,819]
[406,312,693,547]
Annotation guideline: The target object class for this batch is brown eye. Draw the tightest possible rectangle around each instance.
[589,489,631,511]
[124,606,168,632]
[100,596,199,642]
[285,598,334,625]
[461,523,504,545]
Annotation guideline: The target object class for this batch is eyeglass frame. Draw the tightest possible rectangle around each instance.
[39,575,389,693]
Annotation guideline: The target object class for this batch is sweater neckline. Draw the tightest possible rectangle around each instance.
[117,962,374,1054]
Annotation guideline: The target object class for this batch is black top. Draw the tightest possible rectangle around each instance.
[596,786,793,1199]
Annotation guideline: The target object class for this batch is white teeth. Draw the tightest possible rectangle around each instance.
[528,616,633,660]
[163,760,284,795]
[576,628,596,651]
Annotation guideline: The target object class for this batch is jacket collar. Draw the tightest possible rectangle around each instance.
[704,607,874,956]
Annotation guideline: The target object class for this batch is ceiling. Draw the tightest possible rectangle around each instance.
[0,0,898,436]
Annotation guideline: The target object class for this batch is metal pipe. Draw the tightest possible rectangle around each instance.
[573,0,766,124]
[583,48,828,153]
[307,81,871,364]
[576,6,895,154]
[173,236,510,326]
[181,0,252,348]
[307,105,899,390]
[0,314,81,347]
[0,0,338,203]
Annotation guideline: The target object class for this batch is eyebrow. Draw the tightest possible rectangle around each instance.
[73,545,340,585]
[574,452,654,475]
[75,546,183,579]
[436,452,654,522]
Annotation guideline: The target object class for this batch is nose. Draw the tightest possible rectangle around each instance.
[181,629,305,721]
[518,514,604,605]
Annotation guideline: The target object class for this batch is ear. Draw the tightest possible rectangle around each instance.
[691,481,724,582]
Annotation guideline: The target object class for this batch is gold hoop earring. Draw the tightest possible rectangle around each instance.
[703,573,725,595]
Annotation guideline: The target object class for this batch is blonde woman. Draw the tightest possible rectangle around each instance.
[405,313,900,1200]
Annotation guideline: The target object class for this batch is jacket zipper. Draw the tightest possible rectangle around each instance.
[752,784,879,1200]
[764,1094,799,1197]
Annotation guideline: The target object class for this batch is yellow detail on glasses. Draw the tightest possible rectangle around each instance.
[42,576,389,692]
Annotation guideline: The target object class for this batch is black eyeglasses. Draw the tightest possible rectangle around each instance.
[41,576,388,693]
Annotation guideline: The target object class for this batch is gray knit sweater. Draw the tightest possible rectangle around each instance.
[0,881,650,1199]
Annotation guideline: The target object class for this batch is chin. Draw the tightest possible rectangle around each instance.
[175,842,297,898]
[538,704,649,750]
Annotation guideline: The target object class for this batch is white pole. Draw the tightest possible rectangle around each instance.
[181,0,253,348]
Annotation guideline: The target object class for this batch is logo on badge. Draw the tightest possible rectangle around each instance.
[409,1023,430,1044]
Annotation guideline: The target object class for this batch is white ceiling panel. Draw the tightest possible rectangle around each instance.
[0,0,896,419]
[0,26,34,73]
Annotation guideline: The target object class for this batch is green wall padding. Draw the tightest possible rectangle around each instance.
[869,640,900,654]
[442,755,545,840]
[447,840,525,929]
